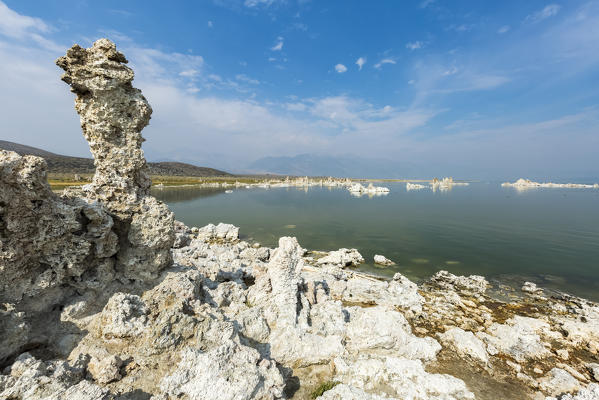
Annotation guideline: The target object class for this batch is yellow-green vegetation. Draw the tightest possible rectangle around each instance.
[310,381,340,399]
[48,172,93,188]
[48,173,270,189]
[151,175,267,186]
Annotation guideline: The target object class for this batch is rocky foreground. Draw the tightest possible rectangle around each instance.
[1,39,599,400]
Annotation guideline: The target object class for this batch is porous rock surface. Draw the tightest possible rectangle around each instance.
[56,38,175,279]
[2,39,599,400]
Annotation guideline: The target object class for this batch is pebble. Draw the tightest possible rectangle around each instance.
[556,349,569,360]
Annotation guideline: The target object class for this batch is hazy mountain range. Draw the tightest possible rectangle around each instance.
[0,141,231,177]
[246,154,418,178]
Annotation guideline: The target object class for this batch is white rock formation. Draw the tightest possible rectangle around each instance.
[331,356,475,400]
[196,222,240,241]
[438,327,489,364]
[57,38,175,280]
[430,177,469,192]
[502,178,598,189]
[539,368,582,397]
[348,182,390,196]
[374,254,395,266]
[522,281,543,294]
[406,182,426,190]
[160,341,285,400]
[478,316,555,362]
[316,248,364,267]
[545,383,599,400]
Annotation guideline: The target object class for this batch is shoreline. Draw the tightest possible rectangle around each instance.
[4,39,599,400]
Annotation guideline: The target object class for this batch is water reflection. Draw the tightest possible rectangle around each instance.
[156,182,599,300]
[152,186,227,203]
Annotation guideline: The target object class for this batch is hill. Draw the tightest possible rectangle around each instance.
[0,140,231,177]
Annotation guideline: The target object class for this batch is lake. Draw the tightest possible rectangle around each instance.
[154,182,599,301]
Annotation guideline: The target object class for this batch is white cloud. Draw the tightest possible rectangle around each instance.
[235,73,260,85]
[355,57,366,70]
[179,69,200,78]
[334,63,348,73]
[526,4,561,23]
[0,1,50,38]
[244,0,276,7]
[497,25,510,34]
[420,0,435,8]
[271,36,284,51]
[374,58,396,69]
[292,22,308,31]
[285,102,307,111]
[442,66,459,76]
[0,1,63,52]
[448,24,474,32]
[125,47,204,85]
[406,41,424,50]
[207,20,213,28]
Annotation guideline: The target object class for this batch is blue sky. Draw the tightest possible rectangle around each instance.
[1,0,598,179]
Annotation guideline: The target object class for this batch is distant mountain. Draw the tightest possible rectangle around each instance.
[0,140,232,177]
[247,154,418,179]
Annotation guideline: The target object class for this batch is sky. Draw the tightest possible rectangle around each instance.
[0,0,598,179]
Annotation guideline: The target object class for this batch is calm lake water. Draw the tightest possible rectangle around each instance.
[154,182,599,301]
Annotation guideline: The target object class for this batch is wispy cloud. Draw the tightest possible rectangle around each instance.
[207,20,214,28]
[0,1,50,37]
[235,73,260,85]
[292,22,308,31]
[442,66,458,76]
[447,24,474,32]
[525,4,561,23]
[285,102,307,111]
[108,9,133,17]
[497,25,510,34]
[406,41,425,50]
[244,0,277,7]
[334,63,347,73]
[271,36,284,51]
[355,57,366,70]
[420,0,435,8]
[0,0,62,52]
[374,58,396,69]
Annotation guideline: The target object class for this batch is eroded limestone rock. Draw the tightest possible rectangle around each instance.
[0,151,118,306]
[56,38,174,280]
[316,248,364,267]
[160,340,285,400]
